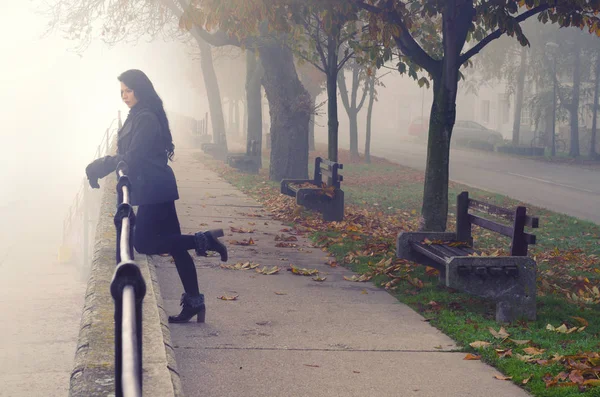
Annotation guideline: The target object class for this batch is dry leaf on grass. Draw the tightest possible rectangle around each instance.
[464,353,481,360]
[470,341,492,349]
[489,326,510,340]
[343,274,373,282]
[523,347,546,356]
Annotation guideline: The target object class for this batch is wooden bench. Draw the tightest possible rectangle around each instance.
[396,191,539,323]
[280,157,344,222]
[226,140,260,174]
[201,142,228,161]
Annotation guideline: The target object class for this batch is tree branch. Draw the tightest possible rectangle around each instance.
[460,4,550,64]
[355,0,439,74]
[337,71,352,113]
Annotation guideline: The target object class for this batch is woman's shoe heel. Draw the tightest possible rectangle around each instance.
[197,306,206,323]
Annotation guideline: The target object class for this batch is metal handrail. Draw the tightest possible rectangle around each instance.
[110,161,146,397]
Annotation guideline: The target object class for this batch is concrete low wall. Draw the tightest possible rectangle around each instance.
[69,174,183,397]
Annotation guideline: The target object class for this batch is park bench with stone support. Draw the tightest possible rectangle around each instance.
[280,157,344,222]
[226,139,260,174]
[201,141,228,161]
[396,191,539,323]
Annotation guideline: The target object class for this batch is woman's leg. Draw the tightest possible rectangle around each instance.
[134,202,200,296]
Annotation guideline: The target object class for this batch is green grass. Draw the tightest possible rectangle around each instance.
[200,150,600,396]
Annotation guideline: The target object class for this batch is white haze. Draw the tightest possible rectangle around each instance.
[0,2,206,262]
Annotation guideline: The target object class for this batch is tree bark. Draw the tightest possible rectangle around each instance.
[258,38,310,181]
[326,34,340,162]
[569,45,582,157]
[246,51,264,165]
[339,63,368,162]
[309,100,316,151]
[591,56,600,159]
[512,47,527,146]
[420,1,473,232]
[197,39,227,151]
[365,76,375,164]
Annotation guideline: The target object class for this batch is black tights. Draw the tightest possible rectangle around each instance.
[134,201,200,296]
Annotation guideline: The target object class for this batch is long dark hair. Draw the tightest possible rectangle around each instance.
[118,69,175,161]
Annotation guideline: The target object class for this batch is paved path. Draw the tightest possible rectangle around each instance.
[365,140,600,223]
[152,148,530,397]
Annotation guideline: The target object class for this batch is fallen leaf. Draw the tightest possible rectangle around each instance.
[469,341,492,349]
[464,353,481,360]
[343,274,373,282]
[218,294,239,301]
[230,227,256,233]
[523,347,546,356]
[494,375,513,381]
[509,339,531,345]
[496,349,513,358]
[304,364,319,368]
[312,276,327,282]
[353,370,360,374]
[489,326,510,339]
[275,234,298,242]
[361,289,368,294]
[221,262,260,270]
[522,376,532,385]
[275,242,298,248]
[288,265,319,276]
[274,291,287,295]
[229,238,255,246]
[256,266,280,275]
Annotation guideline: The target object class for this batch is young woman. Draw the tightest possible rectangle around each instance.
[85,69,226,323]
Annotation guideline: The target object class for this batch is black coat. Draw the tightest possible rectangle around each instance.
[86,105,179,206]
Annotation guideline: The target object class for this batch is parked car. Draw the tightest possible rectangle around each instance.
[408,116,429,138]
[408,118,503,146]
[453,120,504,145]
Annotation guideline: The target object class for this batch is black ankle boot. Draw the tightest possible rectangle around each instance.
[194,229,228,262]
[168,293,206,323]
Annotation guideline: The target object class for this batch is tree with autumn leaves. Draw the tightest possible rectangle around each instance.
[44,0,600,232]
[350,0,600,231]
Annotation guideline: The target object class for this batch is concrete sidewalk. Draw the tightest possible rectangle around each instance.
[153,148,530,397]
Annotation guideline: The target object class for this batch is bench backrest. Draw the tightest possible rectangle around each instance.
[313,157,343,189]
[456,191,539,256]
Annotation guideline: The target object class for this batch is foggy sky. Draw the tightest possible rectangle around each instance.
[0,2,206,259]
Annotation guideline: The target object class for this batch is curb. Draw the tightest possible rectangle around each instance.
[68,175,183,397]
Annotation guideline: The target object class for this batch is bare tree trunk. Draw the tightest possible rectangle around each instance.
[591,56,600,159]
[326,34,340,162]
[246,51,264,166]
[570,45,581,157]
[421,2,473,231]
[197,39,227,151]
[512,47,527,146]
[309,100,316,151]
[365,76,375,164]
[258,37,310,181]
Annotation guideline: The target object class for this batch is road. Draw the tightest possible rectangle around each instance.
[367,140,600,224]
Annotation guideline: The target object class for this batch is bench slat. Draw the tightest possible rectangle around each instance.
[468,199,538,228]
[411,242,451,265]
[469,214,537,245]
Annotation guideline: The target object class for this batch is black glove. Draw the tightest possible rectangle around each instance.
[86,156,117,180]
[88,177,100,189]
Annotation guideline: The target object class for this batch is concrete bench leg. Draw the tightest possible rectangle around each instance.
[322,190,344,222]
[446,257,537,323]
